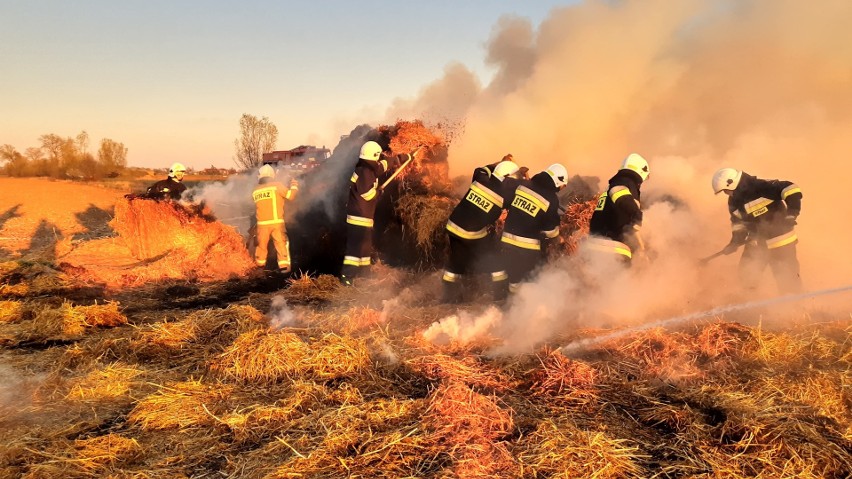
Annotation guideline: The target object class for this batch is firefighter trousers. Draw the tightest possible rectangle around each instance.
[256,223,291,271]
[500,242,544,294]
[442,233,508,302]
[740,240,801,294]
[341,223,373,281]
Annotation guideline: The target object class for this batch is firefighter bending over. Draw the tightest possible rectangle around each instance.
[498,163,568,296]
[442,157,525,303]
[711,168,802,294]
[340,141,413,285]
[144,163,188,200]
[252,164,298,272]
[584,153,650,265]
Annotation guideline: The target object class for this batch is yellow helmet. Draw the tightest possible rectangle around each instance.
[169,162,187,180]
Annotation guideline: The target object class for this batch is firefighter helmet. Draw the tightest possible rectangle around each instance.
[168,162,187,180]
[712,168,742,194]
[258,164,275,179]
[493,160,520,179]
[545,163,568,188]
[621,153,649,181]
[359,141,383,161]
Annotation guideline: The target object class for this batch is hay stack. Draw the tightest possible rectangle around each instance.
[60,198,257,287]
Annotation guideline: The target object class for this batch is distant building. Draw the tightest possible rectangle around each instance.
[262,146,331,171]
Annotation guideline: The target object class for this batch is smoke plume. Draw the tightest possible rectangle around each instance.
[410,0,852,353]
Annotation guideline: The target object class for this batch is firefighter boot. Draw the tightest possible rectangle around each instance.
[490,278,509,303]
[441,279,464,304]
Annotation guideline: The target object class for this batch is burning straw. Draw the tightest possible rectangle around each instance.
[61,198,256,287]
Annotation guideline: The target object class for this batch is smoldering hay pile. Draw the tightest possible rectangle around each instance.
[286,120,457,274]
[59,198,256,287]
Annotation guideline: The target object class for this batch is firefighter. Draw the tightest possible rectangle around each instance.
[710,168,802,294]
[340,140,413,285]
[584,153,650,264]
[499,163,568,295]
[252,164,298,272]
[144,163,188,200]
[441,157,524,303]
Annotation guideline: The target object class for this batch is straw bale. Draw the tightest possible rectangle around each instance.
[514,419,643,478]
[65,362,145,402]
[530,350,598,396]
[394,194,455,258]
[406,354,514,391]
[128,379,231,430]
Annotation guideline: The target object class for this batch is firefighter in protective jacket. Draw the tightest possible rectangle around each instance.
[585,153,650,263]
[442,157,523,303]
[711,168,802,293]
[498,163,568,295]
[340,141,411,284]
[144,163,188,200]
[252,164,298,271]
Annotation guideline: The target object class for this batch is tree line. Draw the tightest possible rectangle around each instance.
[0,131,127,179]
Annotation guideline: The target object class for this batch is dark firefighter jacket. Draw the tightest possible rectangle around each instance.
[500,171,561,251]
[446,162,522,240]
[727,172,802,249]
[589,169,643,246]
[252,177,298,226]
[145,177,186,201]
[345,153,406,227]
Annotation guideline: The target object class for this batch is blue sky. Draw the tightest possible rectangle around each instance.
[1,1,573,168]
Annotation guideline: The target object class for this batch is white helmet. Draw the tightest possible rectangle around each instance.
[712,168,743,194]
[545,163,568,188]
[258,164,275,179]
[359,141,382,161]
[492,160,520,180]
[621,153,649,181]
[169,162,187,179]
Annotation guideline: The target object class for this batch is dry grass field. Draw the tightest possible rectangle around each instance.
[1,177,851,478]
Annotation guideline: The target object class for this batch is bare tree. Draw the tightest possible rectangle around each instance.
[234,113,278,169]
[97,138,128,174]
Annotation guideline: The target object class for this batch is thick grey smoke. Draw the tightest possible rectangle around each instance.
[412,0,852,353]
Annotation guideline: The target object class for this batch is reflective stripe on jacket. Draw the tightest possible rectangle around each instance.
[253,179,297,225]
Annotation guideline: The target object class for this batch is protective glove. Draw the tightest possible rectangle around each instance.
[290,179,299,189]
[517,166,530,180]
